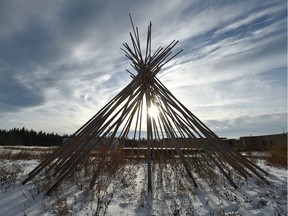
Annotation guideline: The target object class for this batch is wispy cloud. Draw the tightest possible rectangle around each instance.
[0,0,286,137]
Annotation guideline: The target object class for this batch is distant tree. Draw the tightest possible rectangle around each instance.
[0,127,66,146]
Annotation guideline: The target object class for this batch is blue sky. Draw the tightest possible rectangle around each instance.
[0,0,286,138]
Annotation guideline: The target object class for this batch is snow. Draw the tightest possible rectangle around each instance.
[0,151,287,215]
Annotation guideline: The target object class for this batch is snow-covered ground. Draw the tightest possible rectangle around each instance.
[0,149,287,215]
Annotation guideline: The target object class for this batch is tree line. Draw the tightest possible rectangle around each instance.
[0,127,67,146]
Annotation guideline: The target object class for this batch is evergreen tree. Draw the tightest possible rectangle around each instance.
[0,127,66,146]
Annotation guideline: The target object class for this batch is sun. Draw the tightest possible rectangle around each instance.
[148,104,159,118]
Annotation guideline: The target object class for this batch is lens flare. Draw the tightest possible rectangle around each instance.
[148,105,159,118]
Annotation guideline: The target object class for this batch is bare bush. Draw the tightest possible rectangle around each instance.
[0,161,23,191]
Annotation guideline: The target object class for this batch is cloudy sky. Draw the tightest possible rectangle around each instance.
[0,0,286,138]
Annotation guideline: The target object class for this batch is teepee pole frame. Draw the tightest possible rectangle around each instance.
[22,15,269,195]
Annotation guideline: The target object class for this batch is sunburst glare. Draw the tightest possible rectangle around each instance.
[148,104,159,118]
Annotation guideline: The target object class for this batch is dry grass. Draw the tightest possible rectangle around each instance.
[0,145,287,215]
[245,143,287,168]
[263,144,287,168]
[0,146,54,161]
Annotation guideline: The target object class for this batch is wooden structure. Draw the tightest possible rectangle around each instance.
[23,15,269,195]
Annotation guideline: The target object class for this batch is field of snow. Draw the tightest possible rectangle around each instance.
[0,147,287,215]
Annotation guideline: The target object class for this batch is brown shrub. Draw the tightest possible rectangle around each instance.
[264,144,287,168]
